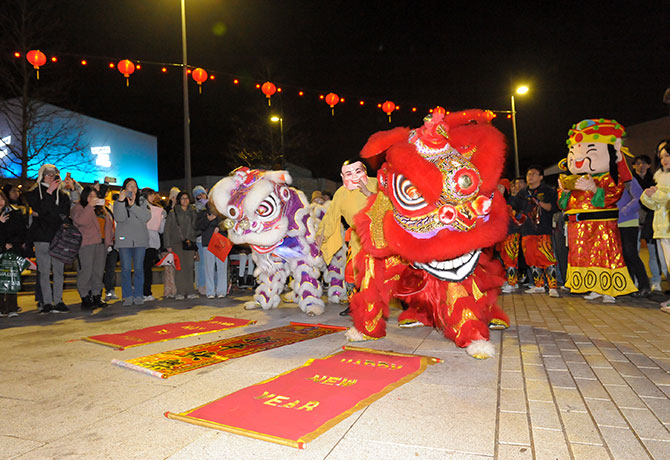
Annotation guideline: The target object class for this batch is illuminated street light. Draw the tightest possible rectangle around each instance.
[270,115,284,161]
[511,85,529,177]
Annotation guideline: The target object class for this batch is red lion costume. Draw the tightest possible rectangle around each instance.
[346,109,510,359]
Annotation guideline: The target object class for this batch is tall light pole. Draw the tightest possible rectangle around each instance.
[270,115,284,162]
[180,0,192,193]
[511,85,529,178]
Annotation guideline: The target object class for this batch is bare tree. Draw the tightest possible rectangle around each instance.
[0,0,88,185]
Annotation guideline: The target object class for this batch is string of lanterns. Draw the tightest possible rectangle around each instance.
[17,49,512,122]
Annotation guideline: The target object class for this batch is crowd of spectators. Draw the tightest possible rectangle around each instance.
[0,164,258,317]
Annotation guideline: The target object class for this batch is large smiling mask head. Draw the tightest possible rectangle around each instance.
[565,119,629,179]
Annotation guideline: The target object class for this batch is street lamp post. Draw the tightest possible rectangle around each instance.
[180,0,192,193]
[511,85,529,178]
[270,115,284,162]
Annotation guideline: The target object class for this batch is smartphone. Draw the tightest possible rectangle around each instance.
[127,191,134,200]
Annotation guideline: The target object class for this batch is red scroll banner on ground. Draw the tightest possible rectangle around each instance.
[85,316,255,350]
[166,346,440,448]
[112,322,348,378]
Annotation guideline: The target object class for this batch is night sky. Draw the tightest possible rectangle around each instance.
[14,0,670,182]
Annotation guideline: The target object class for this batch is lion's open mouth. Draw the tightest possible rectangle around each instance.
[413,249,481,282]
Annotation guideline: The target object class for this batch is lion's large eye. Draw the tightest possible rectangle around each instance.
[393,174,426,211]
[255,193,280,220]
[454,169,479,195]
[227,205,240,219]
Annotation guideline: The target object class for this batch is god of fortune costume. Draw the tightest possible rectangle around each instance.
[558,119,636,298]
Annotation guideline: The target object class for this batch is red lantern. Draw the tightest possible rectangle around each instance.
[325,92,340,116]
[433,106,446,116]
[26,50,47,80]
[117,59,135,87]
[261,81,276,106]
[191,67,208,94]
[382,100,396,122]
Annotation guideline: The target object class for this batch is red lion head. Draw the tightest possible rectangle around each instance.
[357,109,508,281]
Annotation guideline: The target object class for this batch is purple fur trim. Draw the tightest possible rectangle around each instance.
[284,190,304,231]
[301,273,318,288]
[329,277,344,288]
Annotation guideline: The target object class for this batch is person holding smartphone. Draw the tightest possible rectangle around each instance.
[71,187,114,311]
[25,164,71,313]
[113,178,151,306]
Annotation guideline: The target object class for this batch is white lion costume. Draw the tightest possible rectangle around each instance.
[209,167,344,315]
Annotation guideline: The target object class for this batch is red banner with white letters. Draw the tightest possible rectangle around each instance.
[166,346,440,448]
[84,316,255,350]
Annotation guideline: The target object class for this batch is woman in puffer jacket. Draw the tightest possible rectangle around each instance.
[113,178,151,307]
[640,139,670,313]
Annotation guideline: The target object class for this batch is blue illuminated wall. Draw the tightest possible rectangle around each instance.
[0,101,158,189]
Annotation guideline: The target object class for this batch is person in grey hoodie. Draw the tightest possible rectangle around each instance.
[113,178,151,306]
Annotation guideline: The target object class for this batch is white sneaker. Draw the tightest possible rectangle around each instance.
[175,294,185,300]
[398,320,425,328]
[584,291,602,300]
[106,291,119,300]
[548,288,559,298]
[501,284,518,294]
[7,311,18,317]
[207,295,215,299]
[602,295,615,304]
[187,293,199,299]
[217,294,226,299]
[525,286,545,294]
[143,295,156,302]
[651,283,662,292]
[122,298,134,307]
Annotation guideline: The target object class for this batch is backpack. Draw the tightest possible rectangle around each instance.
[49,222,82,264]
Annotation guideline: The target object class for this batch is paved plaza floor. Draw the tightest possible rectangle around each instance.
[1,286,670,459]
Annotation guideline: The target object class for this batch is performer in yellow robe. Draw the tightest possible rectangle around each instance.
[316,160,378,315]
[558,118,637,302]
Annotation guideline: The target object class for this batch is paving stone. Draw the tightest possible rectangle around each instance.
[624,375,668,399]
[604,384,647,409]
[501,370,524,390]
[599,426,652,459]
[621,407,670,441]
[547,369,577,389]
[642,396,670,424]
[497,444,533,459]
[592,367,627,385]
[575,378,610,400]
[525,379,553,402]
[641,439,670,460]
[528,400,562,430]
[498,411,531,445]
[570,443,612,460]
[531,427,571,460]
[560,411,603,445]
[584,398,628,428]
[566,361,597,379]
[640,368,670,386]
[499,388,527,413]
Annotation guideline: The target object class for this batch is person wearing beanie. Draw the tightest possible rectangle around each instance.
[192,185,207,294]
[25,164,71,313]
